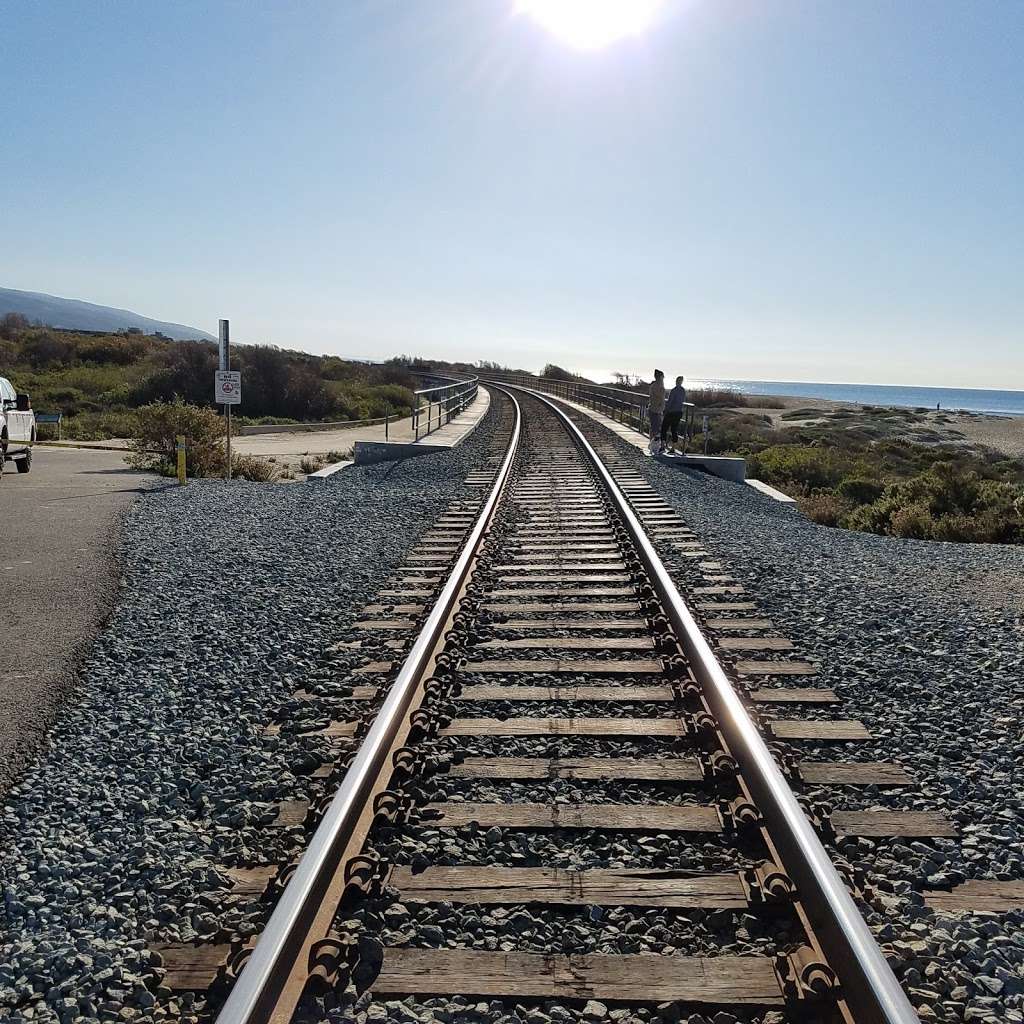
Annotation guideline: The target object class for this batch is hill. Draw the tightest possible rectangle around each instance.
[0,287,214,341]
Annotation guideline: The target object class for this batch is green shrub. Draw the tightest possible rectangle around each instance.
[799,493,851,527]
[836,477,885,504]
[542,364,581,381]
[888,502,935,539]
[747,445,852,490]
[64,410,140,440]
[688,387,745,407]
[125,400,226,477]
[841,465,1024,543]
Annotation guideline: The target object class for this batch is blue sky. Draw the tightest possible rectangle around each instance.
[2,1,1022,387]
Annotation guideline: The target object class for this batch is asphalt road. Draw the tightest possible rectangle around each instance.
[0,445,150,792]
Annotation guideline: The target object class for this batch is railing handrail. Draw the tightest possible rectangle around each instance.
[481,372,649,405]
[410,373,480,441]
[411,373,479,399]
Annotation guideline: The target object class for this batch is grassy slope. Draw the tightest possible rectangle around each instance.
[0,327,417,439]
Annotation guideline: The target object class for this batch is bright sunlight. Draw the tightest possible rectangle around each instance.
[515,0,665,50]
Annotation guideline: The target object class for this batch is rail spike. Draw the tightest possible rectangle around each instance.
[408,707,450,742]
[372,789,413,825]
[424,676,458,701]
[305,934,357,994]
[720,796,764,832]
[700,749,738,783]
[663,654,688,679]
[742,860,796,904]
[777,946,840,1004]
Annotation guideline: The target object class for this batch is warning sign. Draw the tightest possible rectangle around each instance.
[215,370,242,405]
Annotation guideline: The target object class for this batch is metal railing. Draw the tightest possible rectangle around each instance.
[482,372,697,447]
[411,374,479,441]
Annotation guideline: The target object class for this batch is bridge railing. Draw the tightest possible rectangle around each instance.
[482,373,651,432]
[482,372,698,446]
[411,374,479,441]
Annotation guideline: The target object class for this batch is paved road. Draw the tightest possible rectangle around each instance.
[0,446,150,792]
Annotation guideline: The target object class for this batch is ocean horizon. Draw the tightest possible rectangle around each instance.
[684,379,1024,417]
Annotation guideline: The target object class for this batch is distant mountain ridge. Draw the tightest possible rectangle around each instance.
[0,287,214,341]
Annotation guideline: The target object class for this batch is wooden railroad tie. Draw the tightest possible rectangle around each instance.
[441,717,684,737]
[924,880,1024,914]
[424,801,723,832]
[447,756,702,782]
[768,720,870,741]
[474,637,656,651]
[372,948,785,1005]
[457,684,675,702]
[386,865,750,909]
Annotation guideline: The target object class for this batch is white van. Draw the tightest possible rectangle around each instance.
[0,376,36,477]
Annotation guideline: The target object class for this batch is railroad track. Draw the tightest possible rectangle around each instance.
[156,385,923,1024]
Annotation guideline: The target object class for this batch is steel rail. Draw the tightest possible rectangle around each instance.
[215,389,522,1024]
[506,383,919,1024]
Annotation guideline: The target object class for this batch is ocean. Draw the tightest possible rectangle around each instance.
[685,379,1024,417]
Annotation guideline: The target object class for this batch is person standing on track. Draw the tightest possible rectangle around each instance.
[661,375,687,453]
[648,369,666,454]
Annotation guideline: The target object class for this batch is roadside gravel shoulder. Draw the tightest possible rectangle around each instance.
[0,405,500,1024]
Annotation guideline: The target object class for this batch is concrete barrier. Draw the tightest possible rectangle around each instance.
[353,440,448,465]
[655,452,747,482]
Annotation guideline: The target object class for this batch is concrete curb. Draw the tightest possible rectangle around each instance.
[306,459,354,482]
[746,478,798,504]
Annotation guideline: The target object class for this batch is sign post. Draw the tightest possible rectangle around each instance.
[217,320,236,480]
[176,434,187,485]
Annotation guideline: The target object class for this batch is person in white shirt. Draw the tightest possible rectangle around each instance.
[648,369,666,454]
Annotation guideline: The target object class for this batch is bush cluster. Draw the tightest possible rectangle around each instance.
[0,324,417,436]
[124,400,283,482]
[843,465,1024,543]
[748,445,1024,544]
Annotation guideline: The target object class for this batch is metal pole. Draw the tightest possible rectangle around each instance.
[220,319,232,482]
[385,404,389,441]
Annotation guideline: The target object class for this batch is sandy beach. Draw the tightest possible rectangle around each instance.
[748,394,1024,460]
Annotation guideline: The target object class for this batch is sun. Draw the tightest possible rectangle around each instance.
[515,0,665,50]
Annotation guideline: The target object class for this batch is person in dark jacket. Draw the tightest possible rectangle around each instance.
[661,376,687,452]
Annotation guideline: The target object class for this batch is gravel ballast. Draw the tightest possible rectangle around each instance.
[0,402,502,1024]
[563,405,1024,1024]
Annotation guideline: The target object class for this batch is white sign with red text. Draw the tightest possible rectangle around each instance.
[215,370,242,405]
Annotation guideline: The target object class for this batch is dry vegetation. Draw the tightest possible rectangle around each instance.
[0,314,417,440]
[698,404,1024,543]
